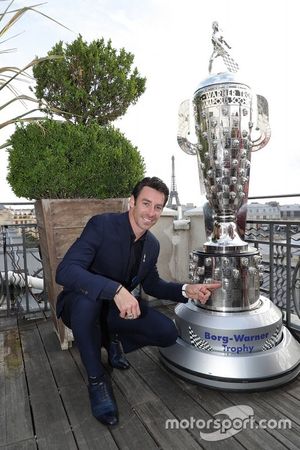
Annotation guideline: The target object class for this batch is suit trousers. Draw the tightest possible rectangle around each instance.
[60,292,178,378]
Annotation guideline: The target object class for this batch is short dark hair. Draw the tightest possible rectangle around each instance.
[131,177,169,206]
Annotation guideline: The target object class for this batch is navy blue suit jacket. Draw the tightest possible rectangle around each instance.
[56,211,187,317]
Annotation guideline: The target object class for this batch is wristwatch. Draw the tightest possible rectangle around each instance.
[182,283,189,298]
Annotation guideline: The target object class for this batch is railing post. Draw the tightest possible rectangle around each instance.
[269,223,274,303]
[286,223,292,328]
[22,227,30,314]
[2,226,11,315]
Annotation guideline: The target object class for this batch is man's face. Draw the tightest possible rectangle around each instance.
[129,186,165,237]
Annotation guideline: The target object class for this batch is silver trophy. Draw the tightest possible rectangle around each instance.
[160,23,300,390]
[178,22,271,311]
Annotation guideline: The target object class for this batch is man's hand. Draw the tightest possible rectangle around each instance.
[184,282,221,304]
[113,286,141,319]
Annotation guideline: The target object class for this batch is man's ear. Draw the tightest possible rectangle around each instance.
[129,195,135,209]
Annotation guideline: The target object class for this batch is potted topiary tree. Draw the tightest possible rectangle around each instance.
[6,35,146,347]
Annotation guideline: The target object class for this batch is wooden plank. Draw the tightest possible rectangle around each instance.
[0,328,34,448]
[0,316,18,332]
[110,383,160,450]
[37,320,81,387]
[229,385,300,426]
[127,348,243,450]
[284,375,300,400]
[36,319,118,449]
[111,359,204,449]
[126,399,203,450]
[222,389,300,450]
[20,324,77,450]
[70,342,200,449]
[0,438,37,450]
[65,336,160,449]
[143,345,290,449]
[59,384,118,450]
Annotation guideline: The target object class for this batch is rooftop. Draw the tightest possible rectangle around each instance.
[1,198,300,449]
[2,306,300,450]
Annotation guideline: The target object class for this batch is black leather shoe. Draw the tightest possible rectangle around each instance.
[88,375,118,426]
[108,339,130,370]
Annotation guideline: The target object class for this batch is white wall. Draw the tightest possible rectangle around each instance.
[150,207,206,284]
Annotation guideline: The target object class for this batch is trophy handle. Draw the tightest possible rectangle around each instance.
[177,99,206,195]
[251,94,271,152]
[177,99,200,155]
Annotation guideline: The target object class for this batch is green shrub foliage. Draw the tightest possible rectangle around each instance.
[7,120,145,199]
[32,35,146,125]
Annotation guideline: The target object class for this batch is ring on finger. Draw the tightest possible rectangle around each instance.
[126,313,134,320]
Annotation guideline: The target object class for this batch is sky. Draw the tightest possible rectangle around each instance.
[0,0,299,206]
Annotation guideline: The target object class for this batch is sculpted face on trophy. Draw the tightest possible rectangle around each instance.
[177,21,271,252]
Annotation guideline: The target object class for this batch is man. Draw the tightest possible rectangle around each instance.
[56,177,221,426]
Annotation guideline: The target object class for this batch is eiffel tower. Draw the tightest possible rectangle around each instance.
[167,155,181,210]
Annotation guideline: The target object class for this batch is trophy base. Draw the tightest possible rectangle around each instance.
[160,297,300,391]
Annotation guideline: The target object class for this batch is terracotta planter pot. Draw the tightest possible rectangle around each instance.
[35,198,129,349]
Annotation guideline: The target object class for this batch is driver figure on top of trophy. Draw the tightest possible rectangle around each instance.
[208,21,239,74]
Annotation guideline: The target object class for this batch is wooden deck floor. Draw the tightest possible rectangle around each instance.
[1,305,300,450]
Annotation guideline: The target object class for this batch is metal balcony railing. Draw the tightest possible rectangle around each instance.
[244,193,300,333]
[0,199,300,335]
[245,220,300,329]
[0,201,48,317]
[0,221,47,317]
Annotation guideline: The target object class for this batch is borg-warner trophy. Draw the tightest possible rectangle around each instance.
[160,22,300,390]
